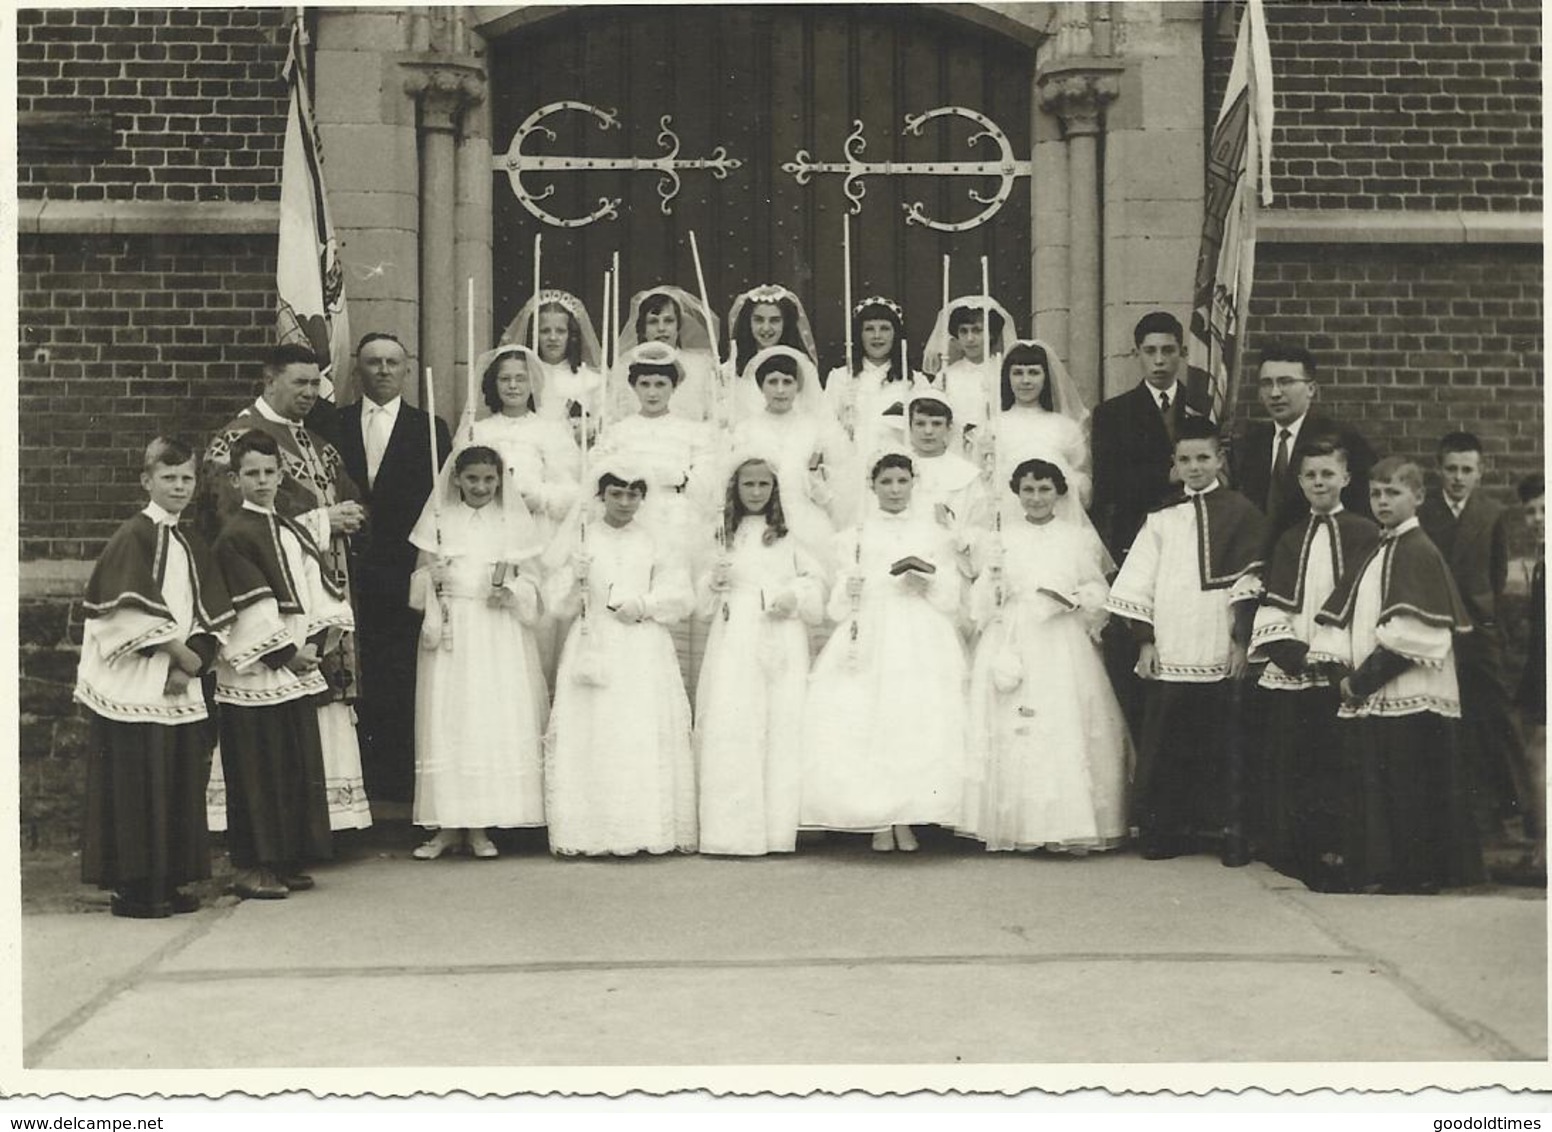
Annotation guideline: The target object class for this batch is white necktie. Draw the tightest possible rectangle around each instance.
[365,405,391,488]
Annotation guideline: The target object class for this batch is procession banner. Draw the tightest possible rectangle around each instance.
[1187,0,1275,424]
[276,12,351,402]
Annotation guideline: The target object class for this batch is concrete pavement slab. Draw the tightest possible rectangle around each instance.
[158,852,1341,975]
[25,846,1543,1070]
[1278,887,1547,1060]
[23,913,195,1042]
[36,957,1497,1068]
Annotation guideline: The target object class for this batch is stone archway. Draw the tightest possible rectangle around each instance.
[482,4,1045,371]
[314,4,1204,416]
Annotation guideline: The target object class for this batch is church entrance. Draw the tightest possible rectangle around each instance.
[487,4,1035,368]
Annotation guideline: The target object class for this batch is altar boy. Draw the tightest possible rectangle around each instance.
[213,430,351,900]
[1309,457,1483,893]
[1249,440,1379,889]
[1107,417,1265,864]
[76,438,234,918]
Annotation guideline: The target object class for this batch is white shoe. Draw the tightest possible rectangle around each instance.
[412,830,462,860]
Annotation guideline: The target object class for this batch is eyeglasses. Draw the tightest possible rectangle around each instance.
[1257,377,1311,392]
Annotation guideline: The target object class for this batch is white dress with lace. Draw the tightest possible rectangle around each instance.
[960,518,1129,852]
[799,510,968,830]
[988,406,1092,508]
[692,518,826,855]
[409,503,548,829]
[543,519,698,855]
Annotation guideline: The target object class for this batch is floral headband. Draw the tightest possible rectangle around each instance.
[853,296,904,320]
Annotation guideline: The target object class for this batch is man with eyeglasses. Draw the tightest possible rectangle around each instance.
[1231,343,1374,542]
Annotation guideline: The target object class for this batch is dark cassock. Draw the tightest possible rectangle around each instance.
[1105,483,1266,861]
[202,396,372,828]
[1419,488,1529,831]
[212,503,346,882]
[75,504,235,917]
[1249,507,1380,889]
[1309,518,1484,893]
[337,395,452,804]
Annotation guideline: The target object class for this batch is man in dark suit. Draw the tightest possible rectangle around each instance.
[338,332,452,805]
[1091,311,1213,565]
[1419,430,1529,839]
[1230,343,1375,547]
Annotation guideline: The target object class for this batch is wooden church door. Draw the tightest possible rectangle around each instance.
[488,5,1034,371]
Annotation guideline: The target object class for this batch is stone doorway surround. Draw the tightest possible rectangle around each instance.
[309,2,1209,416]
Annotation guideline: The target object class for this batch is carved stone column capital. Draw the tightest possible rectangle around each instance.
[402,56,486,134]
[1036,59,1124,139]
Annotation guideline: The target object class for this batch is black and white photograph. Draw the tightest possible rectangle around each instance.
[8,0,1547,1102]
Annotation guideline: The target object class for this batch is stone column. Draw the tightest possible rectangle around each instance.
[1030,69,1071,363]
[455,28,493,426]
[313,7,419,404]
[403,54,484,425]
[1098,2,1205,399]
[1036,58,1121,408]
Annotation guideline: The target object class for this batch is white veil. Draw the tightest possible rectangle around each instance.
[606,340,691,422]
[408,404,545,567]
[995,338,1091,428]
[921,294,1019,375]
[611,285,726,424]
[614,285,720,357]
[726,284,818,379]
[987,449,1114,576]
[704,442,835,581]
[499,289,604,373]
[465,343,554,437]
[734,344,827,423]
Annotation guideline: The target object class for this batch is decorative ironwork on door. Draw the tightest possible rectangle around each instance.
[495,100,744,229]
[496,101,1029,234]
[781,106,1032,233]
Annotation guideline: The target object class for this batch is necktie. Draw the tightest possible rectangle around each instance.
[1158,390,1170,415]
[1273,428,1291,485]
[365,406,390,488]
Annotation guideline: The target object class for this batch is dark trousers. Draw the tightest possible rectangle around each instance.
[355,585,423,804]
[1456,626,1530,831]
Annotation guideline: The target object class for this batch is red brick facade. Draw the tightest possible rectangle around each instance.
[16,6,288,204]
[18,235,278,561]
[1212,0,1543,211]
[1238,244,1544,498]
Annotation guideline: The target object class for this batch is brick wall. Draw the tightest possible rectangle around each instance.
[1238,242,1544,508]
[19,598,92,850]
[16,6,289,203]
[1208,0,1543,212]
[18,234,278,561]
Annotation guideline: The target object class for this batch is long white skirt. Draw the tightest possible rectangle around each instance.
[413,596,548,829]
[693,600,810,854]
[799,603,967,830]
[960,607,1129,852]
[544,615,697,856]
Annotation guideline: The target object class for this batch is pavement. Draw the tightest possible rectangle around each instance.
[20,826,1548,1071]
